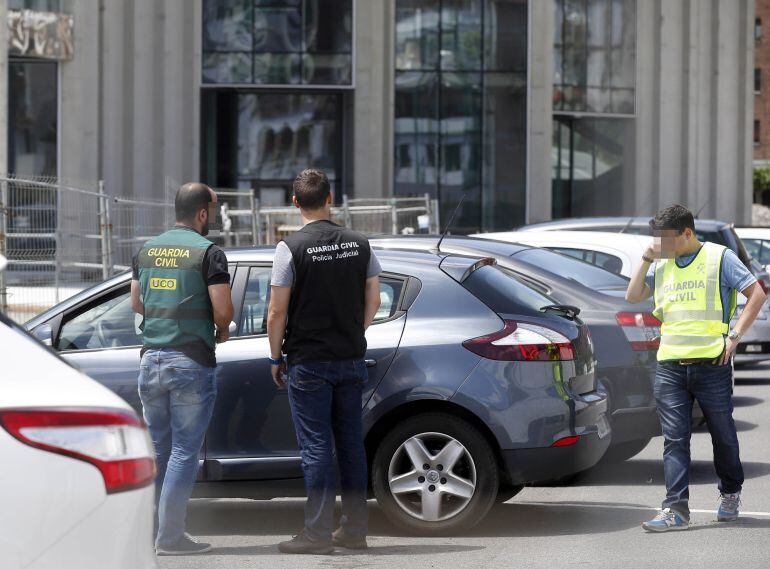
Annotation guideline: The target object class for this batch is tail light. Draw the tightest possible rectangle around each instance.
[0,407,156,494]
[616,312,661,351]
[551,435,581,447]
[759,279,769,295]
[463,320,576,361]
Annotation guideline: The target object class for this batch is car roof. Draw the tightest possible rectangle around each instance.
[522,216,729,232]
[477,230,652,250]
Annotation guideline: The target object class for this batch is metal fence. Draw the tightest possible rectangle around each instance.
[0,175,439,322]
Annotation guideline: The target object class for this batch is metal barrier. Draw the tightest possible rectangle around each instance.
[0,175,439,321]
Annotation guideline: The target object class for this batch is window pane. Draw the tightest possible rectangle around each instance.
[203,0,253,52]
[375,278,405,321]
[8,61,57,177]
[554,0,636,114]
[394,72,439,189]
[239,267,272,336]
[202,52,252,83]
[463,265,554,317]
[304,0,352,53]
[440,0,482,70]
[482,73,527,229]
[234,92,342,187]
[57,292,141,351]
[301,53,352,85]
[253,7,301,52]
[396,0,440,70]
[484,0,527,72]
[8,0,62,11]
[440,72,482,232]
[254,53,301,84]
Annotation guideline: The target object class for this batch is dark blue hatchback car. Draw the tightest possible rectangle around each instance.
[25,246,609,535]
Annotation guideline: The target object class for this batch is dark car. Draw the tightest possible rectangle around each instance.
[521,216,770,291]
[371,235,705,463]
[24,246,609,535]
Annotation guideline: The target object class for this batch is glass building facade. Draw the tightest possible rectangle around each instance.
[201,0,352,203]
[394,0,528,233]
[552,0,636,219]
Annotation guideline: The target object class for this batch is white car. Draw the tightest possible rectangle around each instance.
[474,230,651,277]
[735,227,770,272]
[474,230,770,365]
[0,311,157,569]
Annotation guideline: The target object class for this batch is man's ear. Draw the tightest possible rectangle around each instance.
[327,193,333,206]
[292,195,300,209]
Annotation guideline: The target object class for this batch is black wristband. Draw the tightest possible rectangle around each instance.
[642,255,654,264]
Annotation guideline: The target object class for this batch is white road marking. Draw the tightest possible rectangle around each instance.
[516,501,770,517]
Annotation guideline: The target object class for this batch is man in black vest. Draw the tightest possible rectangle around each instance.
[267,169,381,555]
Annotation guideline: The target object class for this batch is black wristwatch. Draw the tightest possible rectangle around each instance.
[268,356,283,366]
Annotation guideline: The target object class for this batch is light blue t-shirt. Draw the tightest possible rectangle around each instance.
[672,246,756,322]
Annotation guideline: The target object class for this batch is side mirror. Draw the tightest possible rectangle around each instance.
[32,324,53,347]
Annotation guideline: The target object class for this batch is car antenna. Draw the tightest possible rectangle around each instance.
[434,194,466,254]
[694,198,710,219]
[619,216,636,234]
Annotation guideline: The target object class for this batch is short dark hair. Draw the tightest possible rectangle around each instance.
[175,183,212,221]
[293,169,331,210]
[649,204,695,234]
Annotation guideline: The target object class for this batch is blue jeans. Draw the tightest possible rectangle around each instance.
[138,349,217,548]
[654,361,743,519]
[287,358,369,543]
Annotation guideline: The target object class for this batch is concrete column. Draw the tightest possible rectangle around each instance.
[353,0,394,199]
[526,0,554,223]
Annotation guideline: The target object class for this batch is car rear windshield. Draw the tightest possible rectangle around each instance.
[462,264,553,316]
[512,248,629,290]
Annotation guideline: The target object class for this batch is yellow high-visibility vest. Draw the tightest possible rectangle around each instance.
[653,241,736,361]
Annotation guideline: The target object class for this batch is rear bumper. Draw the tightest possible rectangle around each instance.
[611,406,660,443]
[501,431,611,484]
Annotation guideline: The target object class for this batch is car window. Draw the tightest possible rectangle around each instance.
[463,265,554,316]
[239,266,272,336]
[760,241,770,266]
[547,247,623,275]
[376,277,405,321]
[238,268,405,337]
[512,248,629,289]
[57,289,141,351]
[549,247,588,262]
[743,238,762,261]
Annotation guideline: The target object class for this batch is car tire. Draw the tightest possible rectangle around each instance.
[371,412,499,536]
[495,484,524,504]
[601,438,652,463]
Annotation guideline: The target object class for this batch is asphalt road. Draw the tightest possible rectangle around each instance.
[158,363,770,569]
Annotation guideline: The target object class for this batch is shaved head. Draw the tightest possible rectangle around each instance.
[175,182,215,222]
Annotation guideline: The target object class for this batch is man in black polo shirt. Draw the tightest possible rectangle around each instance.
[267,169,381,555]
[131,183,233,555]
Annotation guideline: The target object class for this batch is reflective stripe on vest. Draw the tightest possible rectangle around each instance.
[652,241,732,361]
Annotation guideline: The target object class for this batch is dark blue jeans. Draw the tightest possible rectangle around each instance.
[654,361,743,519]
[139,349,217,548]
[287,358,369,543]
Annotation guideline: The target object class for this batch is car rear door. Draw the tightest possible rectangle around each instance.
[204,263,408,482]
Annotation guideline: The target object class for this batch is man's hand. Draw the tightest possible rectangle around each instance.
[720,337,739,365]
[215,324,230,344]
[644,243,662,261]
[271,361,287,389]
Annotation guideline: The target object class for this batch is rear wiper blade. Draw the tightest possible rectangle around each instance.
[540,304,581,319]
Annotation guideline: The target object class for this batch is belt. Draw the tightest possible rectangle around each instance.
[676,358,720,365]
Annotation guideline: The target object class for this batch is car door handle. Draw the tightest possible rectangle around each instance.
[365,358,377,368]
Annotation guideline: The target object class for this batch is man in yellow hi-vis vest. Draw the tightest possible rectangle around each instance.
[626,205,766,532]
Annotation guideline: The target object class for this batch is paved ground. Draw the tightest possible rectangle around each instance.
[159,363,770,569]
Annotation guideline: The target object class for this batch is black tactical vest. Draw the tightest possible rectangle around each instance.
[282,220,371,364]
